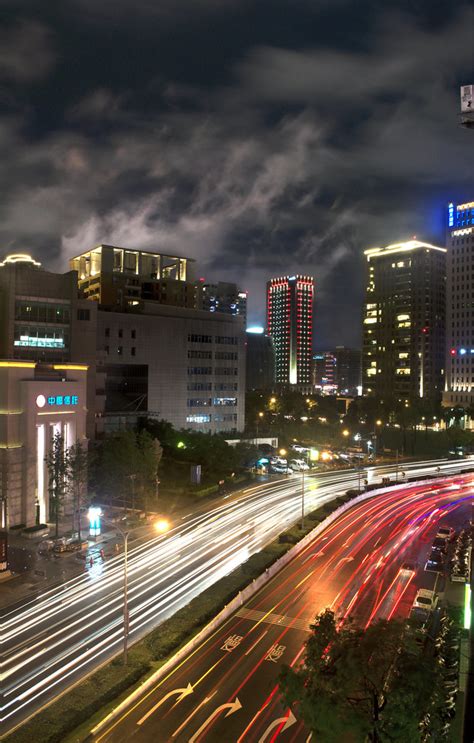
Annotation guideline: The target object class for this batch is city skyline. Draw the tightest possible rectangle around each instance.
[0,1,473,346]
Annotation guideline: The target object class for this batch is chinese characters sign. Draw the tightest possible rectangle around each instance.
[36,394,78,408]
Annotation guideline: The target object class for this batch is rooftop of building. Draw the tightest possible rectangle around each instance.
[364,239,446,258]
[70,243,194,262]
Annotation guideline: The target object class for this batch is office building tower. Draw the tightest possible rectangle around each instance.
[334,346,362,396]
[97,303,246,435]
[197,281,247,324]
[266,275,314,390]
[444,200,474,411]
[362,240,446,402]
[245,327,275,390]
[312,352,337,393]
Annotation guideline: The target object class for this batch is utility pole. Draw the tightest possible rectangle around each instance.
[301,455,307,530]
[395,449,399,483]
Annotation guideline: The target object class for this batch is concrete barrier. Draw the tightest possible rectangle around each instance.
[90,474,452,738]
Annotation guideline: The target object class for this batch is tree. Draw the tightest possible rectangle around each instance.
[66,441,90,542]
[98,430,163,512]
[46,432,69,538]
[279,610,437,742]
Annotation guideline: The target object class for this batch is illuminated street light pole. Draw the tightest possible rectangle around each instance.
[87,510,169,666]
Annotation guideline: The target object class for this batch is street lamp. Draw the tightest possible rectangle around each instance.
[87,510,170,665]
[342,429,350,437]
[256,411,264,445]
[279,448,287,457]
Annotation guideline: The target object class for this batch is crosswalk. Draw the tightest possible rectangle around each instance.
[235,606,311,632]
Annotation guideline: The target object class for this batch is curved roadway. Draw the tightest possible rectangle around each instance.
[0,457,471,735]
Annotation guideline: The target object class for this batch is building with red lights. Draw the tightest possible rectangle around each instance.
[266,275,314,391]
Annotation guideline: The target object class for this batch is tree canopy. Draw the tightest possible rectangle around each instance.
[279,610,438,742]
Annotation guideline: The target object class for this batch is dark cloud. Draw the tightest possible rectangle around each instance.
[0,1,473,346]
[0,20,55,82]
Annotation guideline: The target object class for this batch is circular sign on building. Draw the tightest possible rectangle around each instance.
[36,394,46,408]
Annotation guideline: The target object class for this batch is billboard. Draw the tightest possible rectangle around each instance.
[461,85,473,114]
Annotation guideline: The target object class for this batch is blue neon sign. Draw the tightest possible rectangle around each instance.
[47,395,78,407]
[448,203,454,227]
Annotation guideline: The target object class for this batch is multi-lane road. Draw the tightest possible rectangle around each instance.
[93,474,474,743]
[0,457,472,735]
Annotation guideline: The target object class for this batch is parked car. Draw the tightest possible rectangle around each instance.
[412,588,438,613]
[432,537,448,554]
[437,526,455,542]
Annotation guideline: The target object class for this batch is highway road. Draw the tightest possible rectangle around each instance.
[93,474,474,743]
[0,457,472,735]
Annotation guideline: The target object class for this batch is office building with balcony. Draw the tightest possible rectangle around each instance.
[70,244,197,310]
[266,275,314,391]
[362,240,446,402]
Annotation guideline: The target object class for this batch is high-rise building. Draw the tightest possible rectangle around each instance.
[362,240,446,402]
[443,200,474,412]
[312,352,337,393]
[266,275,314,391]
[197,281,247,324]
[245,327,275,390]
[334,346,362,396]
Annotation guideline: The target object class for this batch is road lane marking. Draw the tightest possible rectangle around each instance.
[188,697,242,743]
[137,683,193,725]
[171,691,217,738]
[258,709,297,743]
[244,629,268,656]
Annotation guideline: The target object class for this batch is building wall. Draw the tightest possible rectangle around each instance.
[362,241,446,402]
[443,201,474,410]
[0,362,87,528]
[266,275,314,390]
[245,332,274,390]
[96,304,246,434]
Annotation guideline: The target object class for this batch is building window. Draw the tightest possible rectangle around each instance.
[105,345,109,355]
[105,328,110,337]
[131,329,136,339]
[118,346,123,355]
[186,414,211,423]
[131,347,136,356]
[118,329,123,338]
[77,308,90,321]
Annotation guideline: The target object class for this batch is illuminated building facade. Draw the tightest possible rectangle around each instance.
[443,201,474,412]
[0,361,87,528]
[0,253,100,439]
[312,351,337,393]
[362,240,446,402]
[266,275,314,390]
[71,244,197,310]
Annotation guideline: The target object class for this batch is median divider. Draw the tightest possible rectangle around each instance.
[89,475,449,740]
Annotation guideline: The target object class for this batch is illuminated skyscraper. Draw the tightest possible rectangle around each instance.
[362,240,446,402]
[443,200,474,412]
[266,275,314,390]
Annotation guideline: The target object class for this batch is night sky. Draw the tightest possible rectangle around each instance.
[1,0,473,347]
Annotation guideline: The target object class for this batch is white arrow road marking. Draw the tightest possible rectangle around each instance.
[258,710,297,742]
[171,691,217,738]
[137,683,194,725]
[188,697,242,743]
